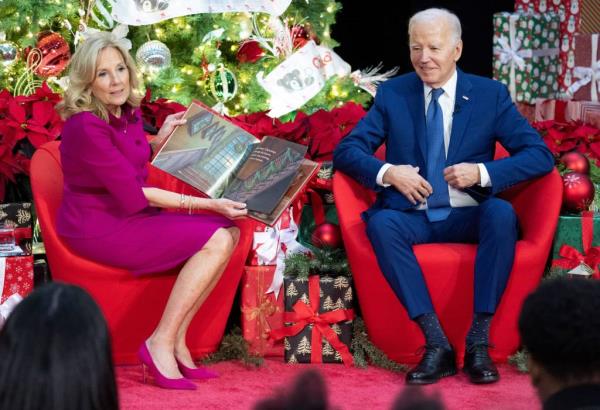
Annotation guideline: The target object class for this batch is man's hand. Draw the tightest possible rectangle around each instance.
[444,163,480,189]
[383,165,432,205]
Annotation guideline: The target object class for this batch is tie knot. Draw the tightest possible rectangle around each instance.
[430,88,444,101]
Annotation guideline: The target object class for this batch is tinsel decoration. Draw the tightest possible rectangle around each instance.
[209,64,237,103]
[0,32,18,67]
[201,326,264,368]
[351,63,400,97]
[351,317,408,372]
[507,349,529,373]
[135,40,171,72]
[283,247,350,278]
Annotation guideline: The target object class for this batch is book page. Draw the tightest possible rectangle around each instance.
[152,101,259,198]
[222,136,307,214]
[249,159,320,226]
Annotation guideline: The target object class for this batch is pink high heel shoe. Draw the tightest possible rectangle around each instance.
[176,358,219,380]
[138,342,197,390]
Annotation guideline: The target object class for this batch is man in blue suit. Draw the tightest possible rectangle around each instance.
[333,8,554,385]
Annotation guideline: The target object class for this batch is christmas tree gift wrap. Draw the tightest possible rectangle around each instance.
[514,0,581,95]
[493,12,560,103]
[551,211,600,278]
[569,34,600,101]
[270,275,354,365]
[0,203,33,256]
[241,266,285,357]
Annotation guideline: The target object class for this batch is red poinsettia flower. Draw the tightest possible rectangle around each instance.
[542,126,579,155]
[230,111,282,139]
[277,111,309,144]
[331,102,366,137]
[571,124,600,156]
[140,89,186,130]
[0,89,12,115]
[307,109,342,161]
[4,99,63,148]
[15,82,62,106]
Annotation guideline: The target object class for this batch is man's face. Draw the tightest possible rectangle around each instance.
[409,20,462,88]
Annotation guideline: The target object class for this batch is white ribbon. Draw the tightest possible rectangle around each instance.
[0,294,23,329]
[111,0,292,26]
[493,14,559,100]
[257,40,351,118]
[80,24,132,51]
[252,207,309,299]
[568,34,600,102]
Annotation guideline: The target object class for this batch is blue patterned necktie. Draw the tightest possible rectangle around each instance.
[425,88,451,222]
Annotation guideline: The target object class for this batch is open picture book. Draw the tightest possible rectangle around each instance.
[151,100,320,225]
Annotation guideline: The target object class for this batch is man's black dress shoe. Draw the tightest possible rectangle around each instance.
[406,345,457,385]
[463,344,500,384]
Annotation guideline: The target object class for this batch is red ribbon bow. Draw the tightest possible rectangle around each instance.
[552,211,600,278]
[269,275,355,366]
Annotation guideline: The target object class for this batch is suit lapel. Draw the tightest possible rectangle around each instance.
[446,70,473,165]
[405,75,427,163]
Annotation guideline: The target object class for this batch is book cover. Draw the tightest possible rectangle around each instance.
[151,101,319,226]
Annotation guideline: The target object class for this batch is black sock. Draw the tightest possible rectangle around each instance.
[415,313,450,349]
[466,312,493,347]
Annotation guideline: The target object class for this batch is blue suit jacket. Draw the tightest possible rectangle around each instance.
[333,70,554,219]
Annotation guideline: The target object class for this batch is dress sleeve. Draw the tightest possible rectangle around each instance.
[73,116,149,215]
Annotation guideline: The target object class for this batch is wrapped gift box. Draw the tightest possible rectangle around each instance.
[241,266,285,357]
[515,0,580,95]
[1,256,34,304]
[270,275,354,365]
[580,0,600,35]
[551,211,600,277]
[493,11,560,103]
[534,98,600,126]
[0,203,33,256]
[570,33,600,101]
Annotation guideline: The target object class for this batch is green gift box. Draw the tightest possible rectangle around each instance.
[493,11,560,103]
[551,212,600,277]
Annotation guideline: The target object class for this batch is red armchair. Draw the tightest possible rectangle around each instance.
[31,141,255,365]
[333,146,562,364]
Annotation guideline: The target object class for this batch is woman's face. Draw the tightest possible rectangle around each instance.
[90,47,130,116]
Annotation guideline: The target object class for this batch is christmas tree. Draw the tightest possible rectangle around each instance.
[0,0,385,119]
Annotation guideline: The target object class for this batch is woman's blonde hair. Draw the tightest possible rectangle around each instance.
[56,31,143,122]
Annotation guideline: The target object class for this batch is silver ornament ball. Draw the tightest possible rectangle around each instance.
[0,41,18,67]
[136,40,171,71]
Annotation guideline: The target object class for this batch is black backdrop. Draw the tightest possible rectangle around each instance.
[332,0,516,78]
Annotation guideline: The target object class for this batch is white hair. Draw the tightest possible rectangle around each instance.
[408,8,462,45]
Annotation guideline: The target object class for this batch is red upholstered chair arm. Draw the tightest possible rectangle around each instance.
[499,168,562,245]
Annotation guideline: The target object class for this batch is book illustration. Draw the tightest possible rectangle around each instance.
[152,101,319,225]
[152,102,259,198]
[222,136,307,214]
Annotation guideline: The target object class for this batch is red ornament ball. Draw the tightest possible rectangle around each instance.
[560,151,590,174]
[291,25,310,49]
[35,31,71,77]
[311,222,343,249]
[562,172,595,213]
[236,40,264,64]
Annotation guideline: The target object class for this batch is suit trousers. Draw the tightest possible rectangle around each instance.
[365,197,518,319]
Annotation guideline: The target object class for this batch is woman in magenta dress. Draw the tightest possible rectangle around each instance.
[55,30,247,390]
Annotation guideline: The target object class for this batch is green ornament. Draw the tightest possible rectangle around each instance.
[209,65,237,103]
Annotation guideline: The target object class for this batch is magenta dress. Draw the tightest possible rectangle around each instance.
[57,105,233,275]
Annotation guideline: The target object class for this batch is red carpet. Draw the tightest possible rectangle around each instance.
[117,359,540,409]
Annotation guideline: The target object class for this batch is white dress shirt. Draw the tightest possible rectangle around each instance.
[376,70,491,208]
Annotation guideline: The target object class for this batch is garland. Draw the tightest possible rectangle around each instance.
[201,326,264,368]
[351,317,407,373]
[283,247,350,278]
[508,349,529,373]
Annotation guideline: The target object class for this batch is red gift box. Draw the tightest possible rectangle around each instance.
[570,33,600,101]
[241,266,285,357]
[0,256,34,304]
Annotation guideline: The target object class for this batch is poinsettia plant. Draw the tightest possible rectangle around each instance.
[534,120,600,160]
[0,83,64,201]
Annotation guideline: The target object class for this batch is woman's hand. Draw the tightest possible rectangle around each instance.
[154,112,187,145]
[209,198,248,219]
